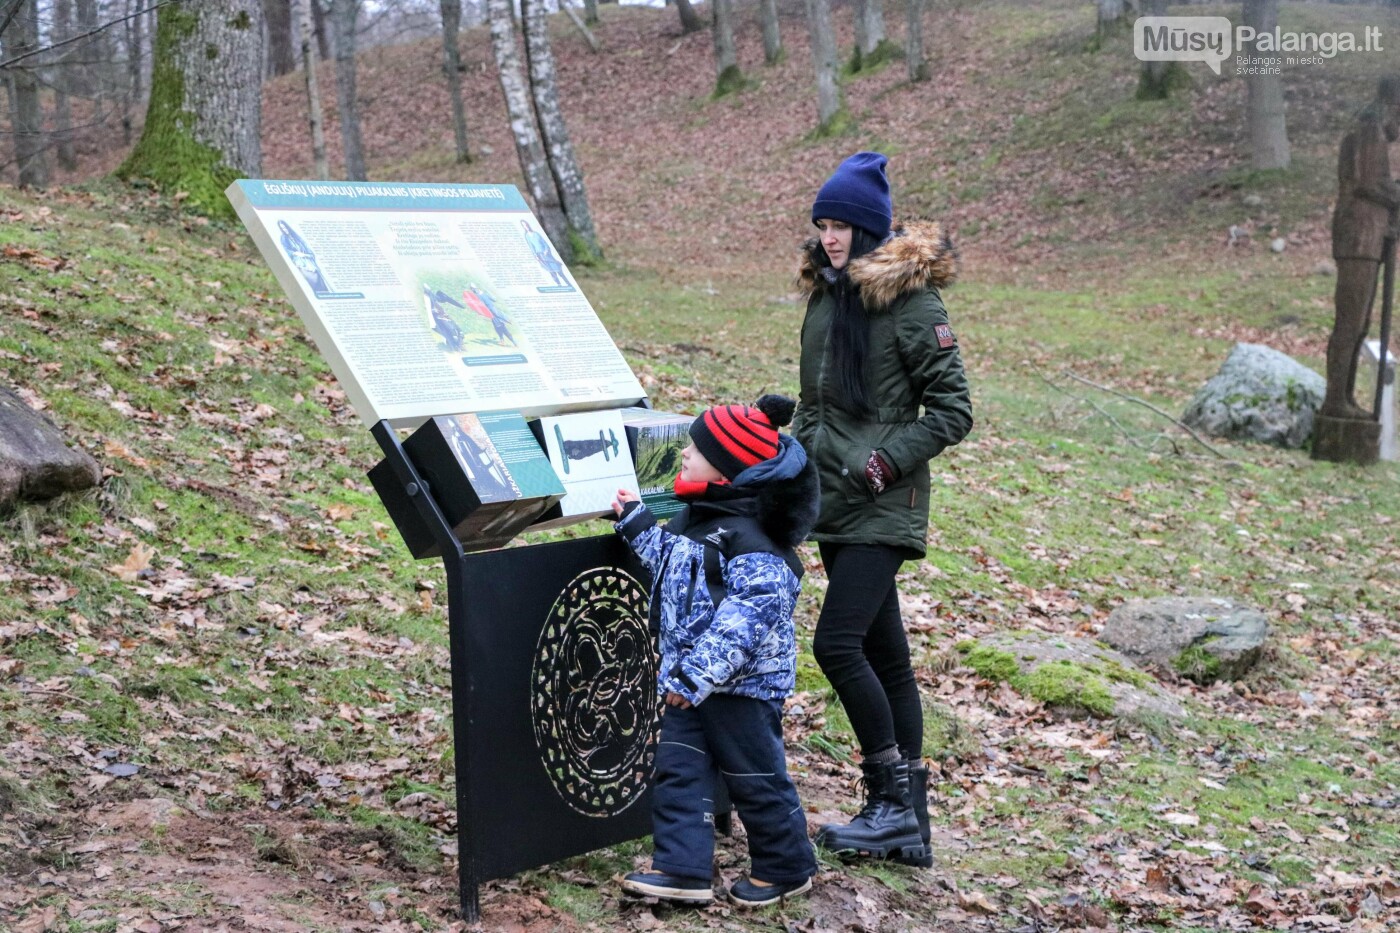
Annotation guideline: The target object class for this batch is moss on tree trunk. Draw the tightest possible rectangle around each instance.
[117,0,262,218]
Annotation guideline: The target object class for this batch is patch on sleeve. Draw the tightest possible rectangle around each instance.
[935,323,956,349]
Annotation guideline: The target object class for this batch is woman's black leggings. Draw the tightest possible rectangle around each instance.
[812,542,923,761]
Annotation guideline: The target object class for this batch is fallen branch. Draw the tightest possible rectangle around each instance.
[1037,373,1151,451]
[1060,369,1233,461]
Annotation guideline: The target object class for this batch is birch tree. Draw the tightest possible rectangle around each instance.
[299,0,329,178]
[329,0,366,179]
[804,0,843,133]
[117,0,264,215]
[440,0,471,162]
[486,0,571,261]
[1242,0,1289,169]
[522,0,599,261]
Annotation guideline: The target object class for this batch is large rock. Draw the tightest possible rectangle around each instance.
[958,631,1185,721]
[1101,597,1268,685]
[1181,343,1325,448]
[0,388,101,506]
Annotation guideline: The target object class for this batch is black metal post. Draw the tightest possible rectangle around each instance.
[369,421,480,924]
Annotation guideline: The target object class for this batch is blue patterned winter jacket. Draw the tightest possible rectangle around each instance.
[615,436,820,706]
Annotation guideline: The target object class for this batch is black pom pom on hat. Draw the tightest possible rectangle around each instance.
[754,393,796,429]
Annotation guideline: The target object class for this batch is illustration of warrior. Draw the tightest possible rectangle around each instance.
[467,284,518,347]
[423,284,467,351]
[521,220,571,288]
[278,220,331,295]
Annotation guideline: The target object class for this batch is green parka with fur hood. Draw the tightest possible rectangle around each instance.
[790,221,972,556]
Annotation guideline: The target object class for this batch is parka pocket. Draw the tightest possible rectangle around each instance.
[837,447,877,504]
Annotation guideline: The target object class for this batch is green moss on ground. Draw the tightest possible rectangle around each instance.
[1016,661,1115,717]
[961,644,1021,682]
[1174,643,1224,683]
[961,645,1117,717]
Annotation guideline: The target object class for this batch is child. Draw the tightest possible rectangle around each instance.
[613,394,820,908]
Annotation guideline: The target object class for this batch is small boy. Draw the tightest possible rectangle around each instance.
[613,395,820,908]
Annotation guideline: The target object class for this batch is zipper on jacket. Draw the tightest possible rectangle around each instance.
[813,301,834,467]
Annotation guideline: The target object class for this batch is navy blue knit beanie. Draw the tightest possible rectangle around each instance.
[811,151,892,239]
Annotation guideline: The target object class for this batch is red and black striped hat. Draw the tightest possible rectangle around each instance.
[689,394,796,480]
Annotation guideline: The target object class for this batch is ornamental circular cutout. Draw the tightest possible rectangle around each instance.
[531,567,660,817]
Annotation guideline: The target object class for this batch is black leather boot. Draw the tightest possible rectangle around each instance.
[815,759,923,860]
[891,760,933,867]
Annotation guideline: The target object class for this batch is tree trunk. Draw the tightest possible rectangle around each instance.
[52,0,79,171]
[857,0,883,56]
[299,0,329,178]
[123,0,146,146]
[74,0,106,96]
[905,0,926,82]
[760,0,782,64]
[1243,0,1289,170]
[10,0,47,187]
[1135,0,1181,99]
[264,0,296,75]
[582,0,598,26]
[440,0,472,162]
[117,0,264,216]
[803,0,843,132]
[486,0,571,262]
[310,0,331,60]
[560,0,600,54]
[674,0,702,34]
[711,0,743,96]
[522,0,600,262]
[329,0,366,180]
[1096,0,1124,39]
[851,0,889,71]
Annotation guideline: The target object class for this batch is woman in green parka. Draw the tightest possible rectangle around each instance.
[790,152,972,867]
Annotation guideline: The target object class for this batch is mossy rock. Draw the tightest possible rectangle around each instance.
[958,631,1185,721]
[1101,596,1269,685]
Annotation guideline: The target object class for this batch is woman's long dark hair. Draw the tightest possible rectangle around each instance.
[825,225,883,417]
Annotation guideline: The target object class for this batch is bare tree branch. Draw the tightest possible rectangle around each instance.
[0,0,27,43]
[0,0,179,69]
[1059,369,1234,460]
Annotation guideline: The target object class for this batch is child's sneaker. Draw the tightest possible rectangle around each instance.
[727,875,812,908]
[620,870,714,904]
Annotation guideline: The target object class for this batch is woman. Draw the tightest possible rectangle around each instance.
[791,152,972,867]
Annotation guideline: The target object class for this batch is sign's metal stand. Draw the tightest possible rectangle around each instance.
[370,421,482,922]
[368,421,731,924]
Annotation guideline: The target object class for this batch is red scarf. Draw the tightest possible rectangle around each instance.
[673,473,726,499]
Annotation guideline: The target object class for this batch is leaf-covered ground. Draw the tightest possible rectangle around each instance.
[5,1,1400,930]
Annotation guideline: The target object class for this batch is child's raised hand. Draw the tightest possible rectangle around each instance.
[612,489,639,517]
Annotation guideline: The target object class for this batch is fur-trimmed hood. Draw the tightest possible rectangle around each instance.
[796,220,959,312]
